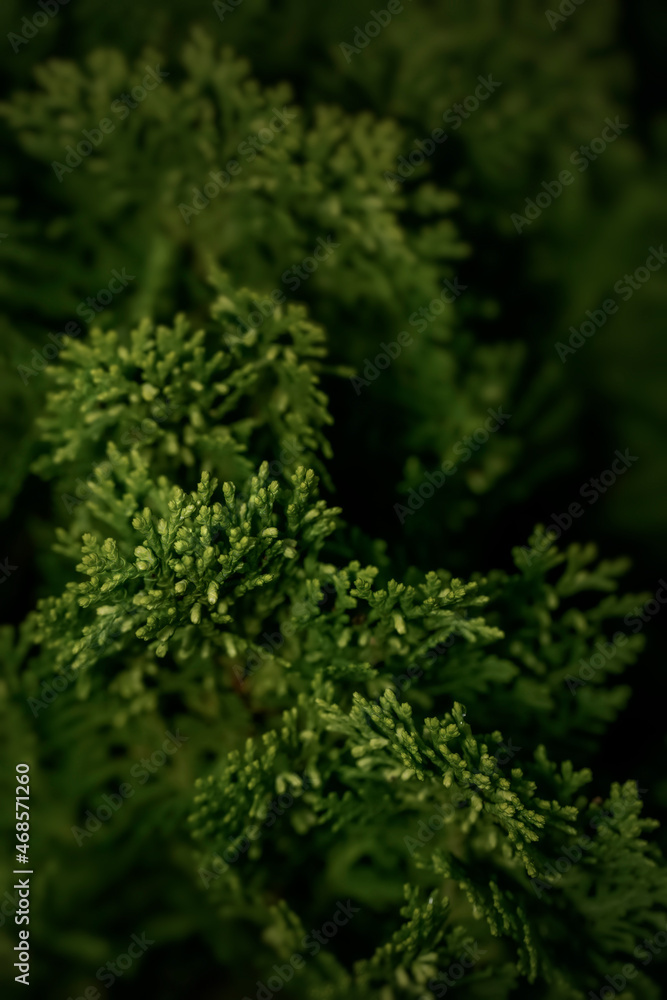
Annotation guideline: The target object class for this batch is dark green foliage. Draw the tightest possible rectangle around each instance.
[0,2,665,998]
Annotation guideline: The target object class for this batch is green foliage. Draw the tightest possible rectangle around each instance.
[190,681,667,998]
[8,301,661,993]
[0,3,664,998]
[32,273,334,497]
[2,267,663,994]
[0,29,558,539]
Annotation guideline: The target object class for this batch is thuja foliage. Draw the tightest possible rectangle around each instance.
[2,0,658,551]
[0,4,665,999]
[0,29,563,541]
[1,270,664,997]
[33,273,334,498]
